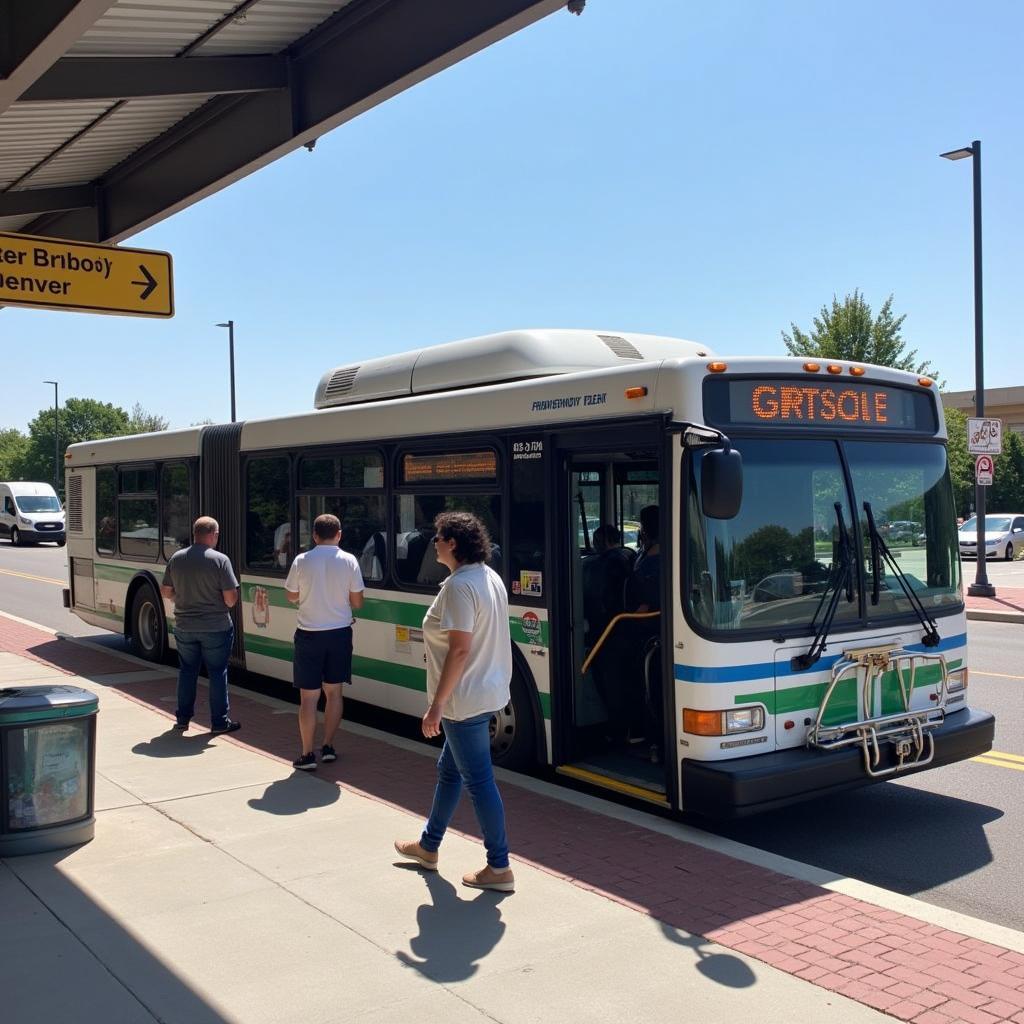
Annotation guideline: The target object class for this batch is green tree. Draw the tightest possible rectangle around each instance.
[126,402,169,434]
[943,407,973,516]
[18,398,131,486]
[0,428,28,479]
[782,290,937,378]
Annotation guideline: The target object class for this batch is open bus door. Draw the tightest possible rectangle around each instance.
[550,427,671,807]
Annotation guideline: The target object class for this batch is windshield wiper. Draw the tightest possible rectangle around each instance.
[791,502,855,671]
[863,502,940,647]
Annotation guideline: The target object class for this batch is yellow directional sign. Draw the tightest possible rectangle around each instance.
[0,231,173,318]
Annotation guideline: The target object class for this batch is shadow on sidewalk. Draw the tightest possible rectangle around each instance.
[132,729,214,758]
[658,923,756,987]
[2,857,230,1022]
[247,774,340,815]
[393,866,506,982]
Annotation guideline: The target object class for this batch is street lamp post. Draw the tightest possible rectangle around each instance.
[215,320,236,422]
[941,140,995,598]
[42,380,59,493]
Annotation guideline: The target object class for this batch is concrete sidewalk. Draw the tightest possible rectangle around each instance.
[2,613,1024,1024]
[964,585,1024,624]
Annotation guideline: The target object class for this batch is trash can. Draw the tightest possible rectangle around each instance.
[0,684,97,856]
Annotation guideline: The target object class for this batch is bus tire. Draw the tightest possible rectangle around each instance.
[129,585,166,662]
[489,668,535,770]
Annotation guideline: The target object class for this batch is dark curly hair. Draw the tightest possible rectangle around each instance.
[434,511,492,565]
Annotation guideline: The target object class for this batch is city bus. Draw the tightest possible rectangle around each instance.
[63,329,994,816]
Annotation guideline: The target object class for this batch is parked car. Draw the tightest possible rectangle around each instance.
[958,514,1024,561]
[883,520,922,545]
[0,481,65,546]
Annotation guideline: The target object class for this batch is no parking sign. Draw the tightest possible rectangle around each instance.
[975,454,994,486]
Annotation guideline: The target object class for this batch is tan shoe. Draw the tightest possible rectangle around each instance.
[394,839,438,871]
[462,865,515,893]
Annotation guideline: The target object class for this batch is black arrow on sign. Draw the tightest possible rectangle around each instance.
[131,264,157,301]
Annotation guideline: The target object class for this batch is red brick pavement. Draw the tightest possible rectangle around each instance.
[964,586,1024,617]
[4,612,1024,1024]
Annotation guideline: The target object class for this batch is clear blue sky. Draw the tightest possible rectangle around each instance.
[3,0,1022,431]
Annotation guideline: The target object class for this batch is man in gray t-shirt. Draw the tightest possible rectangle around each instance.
[161,516,241,734]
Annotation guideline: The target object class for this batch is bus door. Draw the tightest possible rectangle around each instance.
[552,435,669,806]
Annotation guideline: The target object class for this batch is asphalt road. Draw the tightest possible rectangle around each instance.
[2,542,1022,930]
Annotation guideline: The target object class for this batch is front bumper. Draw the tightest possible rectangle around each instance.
[681,706,995,818]
[22,528,65,543]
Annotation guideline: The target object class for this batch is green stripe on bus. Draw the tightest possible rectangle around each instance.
[241,634,551,717]
[94,563,141,582]
[737,657,963,721]
[242,634,427,692]
[537,691,551,718]
[240,582,549,647]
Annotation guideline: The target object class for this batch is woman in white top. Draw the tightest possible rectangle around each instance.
[395,511,515,893]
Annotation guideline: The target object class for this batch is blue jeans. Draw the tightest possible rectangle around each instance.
[174,628,233,729]
[420,712,509,869]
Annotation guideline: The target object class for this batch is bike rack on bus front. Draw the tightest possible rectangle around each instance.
[807,644,948,778]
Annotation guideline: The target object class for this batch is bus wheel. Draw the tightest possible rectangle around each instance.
[489,669,535,770]
[129,586,166,662]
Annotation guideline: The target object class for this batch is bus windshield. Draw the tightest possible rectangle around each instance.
[686,439,961,634]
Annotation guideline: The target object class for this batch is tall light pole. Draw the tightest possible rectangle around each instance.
[941,140,994,597]
[215,320,236,422]
[42,380,59,493]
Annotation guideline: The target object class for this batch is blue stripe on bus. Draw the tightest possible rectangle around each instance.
[673,632,967,685]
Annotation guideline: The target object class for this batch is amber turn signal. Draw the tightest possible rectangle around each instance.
[849,366,865,376]
[803,362,820,372]
[683,709,722,735]
[918,377,934,387]
[826,364,842,374]
[624,386,648,399]
[706,361,728,373]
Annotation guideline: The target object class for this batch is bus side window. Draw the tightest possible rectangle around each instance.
[246,456,290,570]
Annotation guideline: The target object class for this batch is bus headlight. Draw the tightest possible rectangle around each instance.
[683,706,765,736]
[947,668,968,693]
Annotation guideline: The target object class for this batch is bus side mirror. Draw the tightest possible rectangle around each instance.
[701,447,742,520]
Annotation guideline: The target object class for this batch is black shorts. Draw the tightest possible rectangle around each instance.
[293,626,353,690]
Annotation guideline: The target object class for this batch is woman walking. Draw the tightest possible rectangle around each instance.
[395,511,515,892]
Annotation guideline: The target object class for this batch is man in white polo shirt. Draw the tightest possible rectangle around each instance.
[285,513,364,770]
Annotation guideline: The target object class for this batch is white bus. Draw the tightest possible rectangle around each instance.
[63,329,993,815]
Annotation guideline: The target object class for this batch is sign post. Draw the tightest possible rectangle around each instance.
[966,417,1001,598]
[0,231,173,318]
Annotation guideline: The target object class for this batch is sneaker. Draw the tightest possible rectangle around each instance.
[211,719,241,735]
[393,840,438,871]
[292,752,317,771]
[462,865,515,893]
[320,744,337,763]
[172,720,189,731]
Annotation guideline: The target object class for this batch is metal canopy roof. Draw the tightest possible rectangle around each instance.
[0,0,564,244]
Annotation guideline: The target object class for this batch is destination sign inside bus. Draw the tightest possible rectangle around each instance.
[402,451,497,483]
[704,379,936,432]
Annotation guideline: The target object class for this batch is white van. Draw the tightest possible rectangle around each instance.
[0,481,66,546]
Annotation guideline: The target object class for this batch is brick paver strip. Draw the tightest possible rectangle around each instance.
[964,586,1024,615]
[4,617,1024,1024]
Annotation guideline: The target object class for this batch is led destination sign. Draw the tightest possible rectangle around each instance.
[704,378,937,433]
